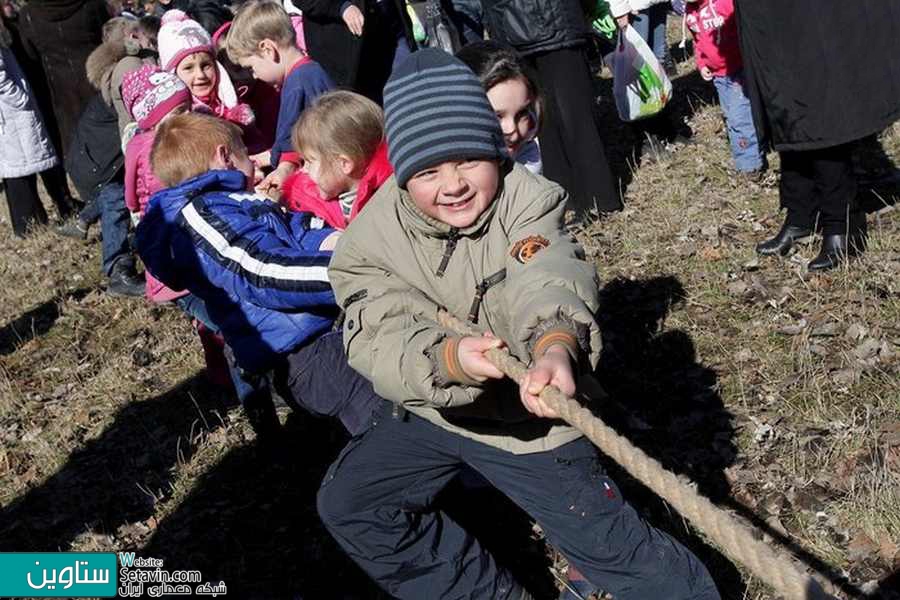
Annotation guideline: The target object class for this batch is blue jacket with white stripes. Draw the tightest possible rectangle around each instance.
[136,169,339,373]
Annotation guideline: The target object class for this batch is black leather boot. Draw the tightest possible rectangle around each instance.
[756,222,813,256]
[107,263,145,297]
[808,233,866,272]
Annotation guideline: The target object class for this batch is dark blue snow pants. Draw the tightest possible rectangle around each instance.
[317,402,721,600]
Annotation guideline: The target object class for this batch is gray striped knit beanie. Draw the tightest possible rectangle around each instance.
[383,48,509,188]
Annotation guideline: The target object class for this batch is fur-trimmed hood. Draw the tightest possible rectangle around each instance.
[86,38,133,90]
[85,37,153,134]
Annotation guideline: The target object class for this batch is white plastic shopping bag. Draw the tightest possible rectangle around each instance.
[606,25,673,122]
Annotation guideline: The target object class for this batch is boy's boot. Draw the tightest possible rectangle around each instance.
[56,217,90,240]
[107,261,145,297]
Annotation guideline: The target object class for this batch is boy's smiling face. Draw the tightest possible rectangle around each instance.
[406,159,500,229]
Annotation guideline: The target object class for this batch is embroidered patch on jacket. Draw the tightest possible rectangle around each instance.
[510,235,550,264]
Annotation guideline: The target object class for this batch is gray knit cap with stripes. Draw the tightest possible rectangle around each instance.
[383,48,509,188]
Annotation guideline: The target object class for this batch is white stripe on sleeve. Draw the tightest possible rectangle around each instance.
[181,203,331,284]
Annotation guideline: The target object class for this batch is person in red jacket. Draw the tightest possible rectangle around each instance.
[281,90,391,229]
[684,0,764,175]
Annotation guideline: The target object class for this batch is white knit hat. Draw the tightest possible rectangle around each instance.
[157,9,238,107]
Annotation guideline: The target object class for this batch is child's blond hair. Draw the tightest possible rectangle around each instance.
[292,91,384,166]
[225,0,296,62]
[152,112,248,187]
[102,16,137,44]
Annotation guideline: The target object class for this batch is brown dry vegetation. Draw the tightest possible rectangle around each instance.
[0,45,898,600]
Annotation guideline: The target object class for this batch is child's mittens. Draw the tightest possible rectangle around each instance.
[224,103,256,127]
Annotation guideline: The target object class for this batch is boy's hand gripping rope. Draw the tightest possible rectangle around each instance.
[437,310,833,600]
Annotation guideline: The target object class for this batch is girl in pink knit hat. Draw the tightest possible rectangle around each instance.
[121,63,236,388]
[158,9,255,129]
[121,64,192,302]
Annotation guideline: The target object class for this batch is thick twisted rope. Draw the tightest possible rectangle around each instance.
[438,311,831,600]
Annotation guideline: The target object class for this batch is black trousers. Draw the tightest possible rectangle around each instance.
[529,47,622,214]
[317,403,720,600]
[780,143,865,236]
[3,164,75,237]
[273,331,381,436]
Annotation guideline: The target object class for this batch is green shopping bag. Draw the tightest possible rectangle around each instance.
[606,24,673,121]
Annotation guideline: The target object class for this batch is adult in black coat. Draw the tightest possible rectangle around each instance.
[481,0,622,215]
[293,0,416,105]
[18,0,108,162]
[739,0,900,271]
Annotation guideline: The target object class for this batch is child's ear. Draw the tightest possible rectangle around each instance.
[212,144,231,170]
[258,39,278,62]
[337,154,357,177]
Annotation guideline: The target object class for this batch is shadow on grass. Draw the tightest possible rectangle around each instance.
[721,496,869,600]
[593,66,720,196]
[0,373,232,552]
[139,409,558,599]
[855,134,900,215]
[590,275,873,599]
[594,276,735,499]
[588,275,747,596]
[139,410,384,600]
[875,569,900,600]
[0,288,90,355]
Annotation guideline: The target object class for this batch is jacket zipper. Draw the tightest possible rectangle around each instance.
[467,269,507,324]
[435,227,460,278]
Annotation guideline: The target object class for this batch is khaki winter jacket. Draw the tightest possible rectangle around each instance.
[86,38,149,138]
[330,163,602,454]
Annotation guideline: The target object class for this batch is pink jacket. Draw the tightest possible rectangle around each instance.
[125,130,162,215]
[124,130,188,303]
[684,0,742,77]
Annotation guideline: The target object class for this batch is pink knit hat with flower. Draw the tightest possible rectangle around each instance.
[157,9,239,107]
[122,65,191,130]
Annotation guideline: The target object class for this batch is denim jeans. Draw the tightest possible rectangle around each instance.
[391,32,412,72]
[174,293,273,414]
[713,71,764,172]
[98,180,133,275]
[631,3,668,62]
[78,197,102,225]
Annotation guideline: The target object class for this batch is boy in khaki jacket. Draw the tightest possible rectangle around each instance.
[324,49,720,600]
